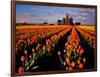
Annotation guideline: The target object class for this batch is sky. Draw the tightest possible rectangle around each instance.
[16,4,95,25]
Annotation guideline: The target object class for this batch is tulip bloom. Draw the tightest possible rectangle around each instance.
[18,66,24,74]
[16,47,18,51]
[42,45,46,50]
[29,54,32,58]
[24,50,27,55]
[68,66,73,71]
[83,58,86,63]
[79,63,84,69]
[63,61,66,66]
[21,56,25,62]
[66,52,71,57]
[66,58,70,63]
[77,59,81,64]
[58,51,61,56]
[71,62,76,68]
[64,49,67,53]
[80,48,84,54]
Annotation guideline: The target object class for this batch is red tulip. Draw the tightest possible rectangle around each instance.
[78,45,81,49]
[79,63,84,69]
[77,59,81,64]
[16,47,18,51]
[77,49,80,54]
[31,41,33,44]
[71,61,76,68]
[66,52,71,57]
[24,50,27,55]
[72,42,75,46]
[46,39,49,45]
[18,66,24,74]
[64,49,67,53]
[68,66,73,71]
[80,48,84,54]
[68,44,72,49]
[28,41,31,45]
[21,56,25,62]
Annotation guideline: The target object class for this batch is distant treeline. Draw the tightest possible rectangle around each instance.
[16,23,56,26]
[16,23,94,26]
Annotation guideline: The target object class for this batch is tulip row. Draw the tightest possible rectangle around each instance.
[58,26,86,71]
[77,26,95,35]
[75,26,95,49]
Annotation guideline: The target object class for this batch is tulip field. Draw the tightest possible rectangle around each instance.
[15,25,96,73]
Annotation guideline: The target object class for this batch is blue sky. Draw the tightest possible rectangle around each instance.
[16,4,95,25]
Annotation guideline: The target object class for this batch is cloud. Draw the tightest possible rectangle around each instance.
[27,14,37,17]
[55,9,65,14]
[80,13,88,16]
[79,8,95,15]
[32,8,50,13]
[31,8,40,12]
[47,13,53,16]
[76,16,87,20]
[17,13,38,18]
